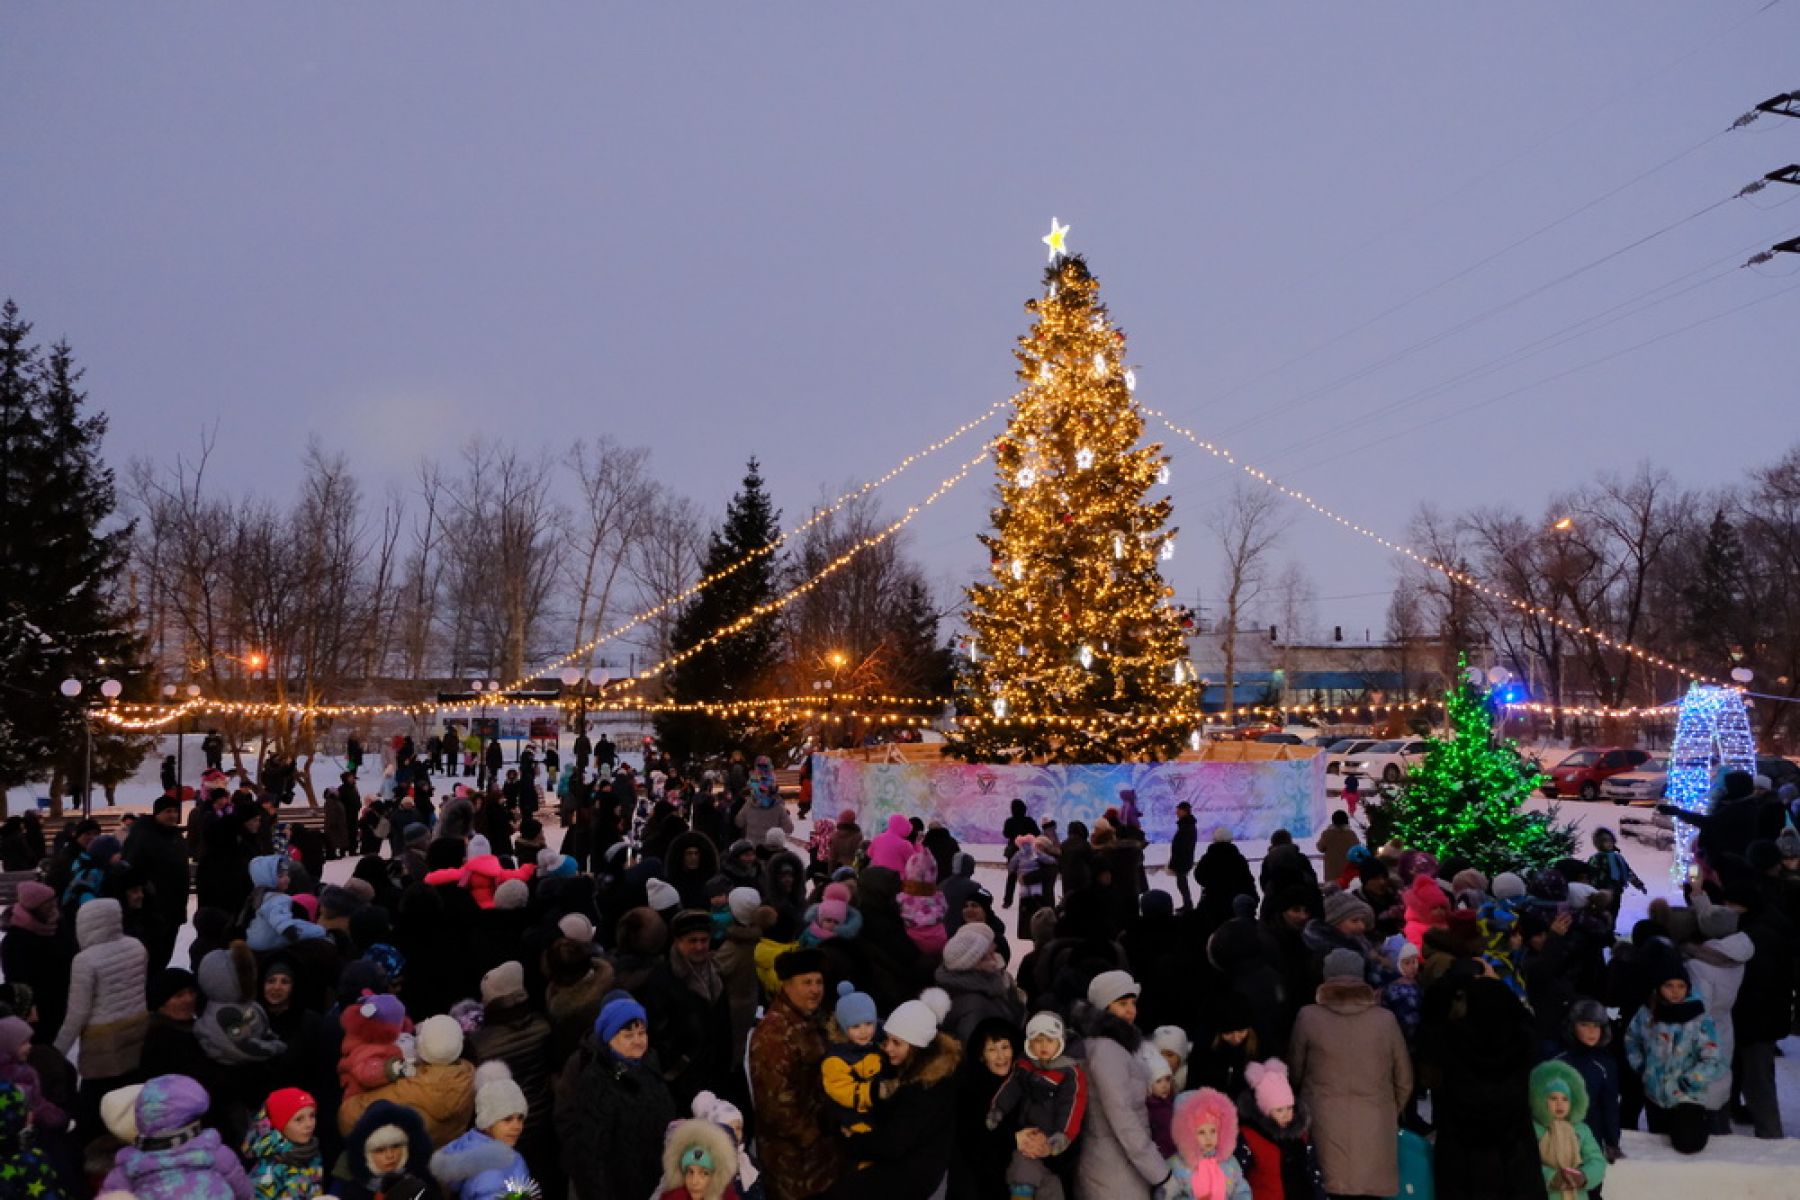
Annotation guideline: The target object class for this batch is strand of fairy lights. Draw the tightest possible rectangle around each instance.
[609,447,991,689]
[483,402,1005,698]
[1143,407,1721,688]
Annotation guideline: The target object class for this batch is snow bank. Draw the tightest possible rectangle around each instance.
[1606,1130,1800,1196]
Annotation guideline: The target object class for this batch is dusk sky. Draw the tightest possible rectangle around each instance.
[5,4,1797,656]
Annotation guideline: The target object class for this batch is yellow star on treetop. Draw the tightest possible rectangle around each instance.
[1042,217,1070,262]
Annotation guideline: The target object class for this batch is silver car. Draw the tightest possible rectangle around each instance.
[1600,753,1669,805]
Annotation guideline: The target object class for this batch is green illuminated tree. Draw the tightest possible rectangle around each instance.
[1368,655,1576,874]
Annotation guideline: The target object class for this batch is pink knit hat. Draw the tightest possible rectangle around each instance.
[1245,1058,1295,1115]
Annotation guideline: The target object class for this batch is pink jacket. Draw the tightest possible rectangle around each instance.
[424,854,535,909]
[867,815,916,873]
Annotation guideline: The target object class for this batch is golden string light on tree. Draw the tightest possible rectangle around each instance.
[950,224,1193,764]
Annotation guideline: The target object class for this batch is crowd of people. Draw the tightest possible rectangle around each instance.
[1,739,1798,1200]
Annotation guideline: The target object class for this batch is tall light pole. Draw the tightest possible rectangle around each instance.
[60,675,122,817]
[162,682,202,791]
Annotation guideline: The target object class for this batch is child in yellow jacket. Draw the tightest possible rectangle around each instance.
[820,983,885,1134]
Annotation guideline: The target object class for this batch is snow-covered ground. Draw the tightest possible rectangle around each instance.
[10,733,1800,1151]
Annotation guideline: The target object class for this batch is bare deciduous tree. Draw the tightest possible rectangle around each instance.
[1206,483,1289,718]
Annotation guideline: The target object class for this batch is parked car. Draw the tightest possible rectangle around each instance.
[1257,732,1304,745]
[1600,753,1669,806]
[1345,738,1433,785]
[1543,746,1652,801]
[1324,738,1383,790]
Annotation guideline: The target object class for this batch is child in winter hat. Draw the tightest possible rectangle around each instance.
[822,982,885,1134]
[339,991,414,1097]
[1530,1060,1606,1199]
[1140,1043,1177,1157]
[898,846,948,956]
[242,1087,323,1200]
[692,1090,761,1199]
[1165,1086,1249,1200]
[987,1011,1086,1200]
[1234,1059,1322,1199]
[1556,999,1621,1165]
[1151,1025,1192,1090]
[103,1074,254,1200]
[343,1100,435,1200]
[658,1116,742,1200]
[431,1064,534,1200]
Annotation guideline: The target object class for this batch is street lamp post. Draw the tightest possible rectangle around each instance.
[60,675,122,817]
[163,682,202,791]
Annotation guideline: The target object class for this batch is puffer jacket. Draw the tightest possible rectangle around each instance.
[336,1058,474,1145]
[103,1073,254,1200]
[1625,997,1724,1110]
[425,854,534,909]
[431,1127,533,1200]
[867,815,915,873]
[53,898,149,1078]
[1074,1003,1170,1200]
[1682,931,1752,1107]
[193,944,286,1068]
[241,1105,324,1200]
[246,891,327,953]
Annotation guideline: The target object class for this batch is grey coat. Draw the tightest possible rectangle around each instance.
[1074,1004,1169,1200]
[1288,979,1412,1197]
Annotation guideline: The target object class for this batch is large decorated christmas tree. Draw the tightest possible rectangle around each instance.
[948,223,1193,763]
[1369,656,1576,874]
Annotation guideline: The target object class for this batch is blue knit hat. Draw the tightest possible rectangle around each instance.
[594,994,648,1045]
[834,980,877,1030]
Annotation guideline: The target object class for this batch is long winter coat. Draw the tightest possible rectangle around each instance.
[1427,978,1542,1200]
[1074,1003,1171,1200]
[836,1030,961,1200]
[0,885,73,1039]
[747,989,843,1200]
[554,1042,676,1200]
[1287,979,1411,1198]
[53,898,148,1078]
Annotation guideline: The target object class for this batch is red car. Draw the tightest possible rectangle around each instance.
[1542,746,1652,801]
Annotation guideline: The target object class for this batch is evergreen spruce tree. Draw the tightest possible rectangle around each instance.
[656,459,784,759]
[0,301,150,803]
[887,577,955,700]
[1368,655,1575,874]
[1681,507,1750,669]
[948,246,1192,763]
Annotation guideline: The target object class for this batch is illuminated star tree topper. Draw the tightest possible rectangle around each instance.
[948,225,1194,764]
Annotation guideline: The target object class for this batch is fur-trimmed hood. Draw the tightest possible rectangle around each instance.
[1073,999,1144,1052]
[1312,979,1378,1013]
[344,1099,433,1185]
[430,1127,526,1185]
[657,1117,739,1200]
[1528,1058,1590,1127]
[1236,1090,1312,1143]
[894,1029,961,1089]
[1172,1087,1237,1169]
